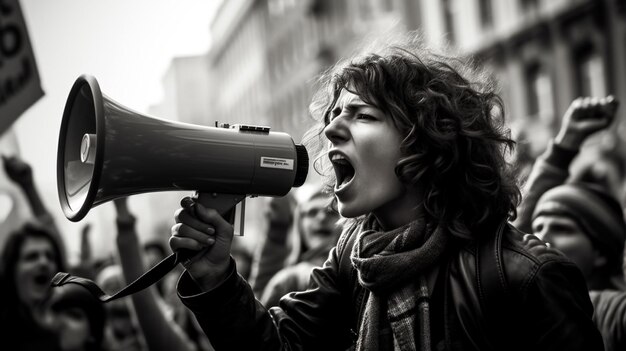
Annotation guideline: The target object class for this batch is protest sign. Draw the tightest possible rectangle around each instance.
[0,0,44,135]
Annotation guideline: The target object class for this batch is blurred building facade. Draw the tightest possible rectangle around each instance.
[149,55,211,126]
[444,0,626,161]
[193,0,626,161]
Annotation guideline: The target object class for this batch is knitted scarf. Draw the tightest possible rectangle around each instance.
[350,214,449,351]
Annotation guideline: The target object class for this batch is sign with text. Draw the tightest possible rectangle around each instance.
[0,0,43,135]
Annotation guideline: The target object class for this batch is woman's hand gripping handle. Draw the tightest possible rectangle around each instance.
[170,195,236,291]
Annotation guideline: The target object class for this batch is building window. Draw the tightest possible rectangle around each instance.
[479,0,493,28]
[442,0,456,45]
[525,62,554,123]
[575,47,607,97]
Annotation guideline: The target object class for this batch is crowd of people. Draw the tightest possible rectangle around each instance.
[2,32,626,350]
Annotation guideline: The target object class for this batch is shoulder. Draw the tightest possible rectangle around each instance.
[460,223,575,291]
[499,224,579,292]
[501,224,568,265]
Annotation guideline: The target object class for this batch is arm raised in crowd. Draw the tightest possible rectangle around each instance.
[514,96,619,232]
[248,194,297,297]
[2,154,67,265]
[113,197,196,351]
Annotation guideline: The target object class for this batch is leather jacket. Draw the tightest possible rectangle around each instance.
[177,223,603,350]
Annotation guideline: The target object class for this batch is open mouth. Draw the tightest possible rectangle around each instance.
[34,273,51,287]
[329,151,355,191]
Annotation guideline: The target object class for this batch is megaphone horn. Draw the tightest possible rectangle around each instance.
[57,74,309,222]
[52,74,309,303]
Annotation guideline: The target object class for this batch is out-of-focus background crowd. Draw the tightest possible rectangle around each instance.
[2,0,626,350]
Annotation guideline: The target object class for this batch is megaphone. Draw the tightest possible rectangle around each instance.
[52,74,309,303]
[57,74,308,223]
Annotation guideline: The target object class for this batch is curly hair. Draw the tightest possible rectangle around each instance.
[304,33,520,240]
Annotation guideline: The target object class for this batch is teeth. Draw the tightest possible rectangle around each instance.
[330,153,346,161]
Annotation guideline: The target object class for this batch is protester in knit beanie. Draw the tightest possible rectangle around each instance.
[532,182,626,277]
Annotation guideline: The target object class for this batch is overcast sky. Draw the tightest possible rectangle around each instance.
[6,0,221,259]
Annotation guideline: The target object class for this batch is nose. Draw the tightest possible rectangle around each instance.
[36,252,53,267]
[316,209,331,221]
[324,116,349,145]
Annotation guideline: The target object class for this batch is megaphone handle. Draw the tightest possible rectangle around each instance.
[176,192,246,267]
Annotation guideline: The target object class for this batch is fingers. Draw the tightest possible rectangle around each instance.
[170,223,215,251]
[170,196,235,268]
[174,207,216,236]
[571,95,617,122]
[172,205,216,250]
[171,198,231,249]
[192,202,234,238]
[169,234,207,252]
[172,222,215,244]
[603,95,619,114]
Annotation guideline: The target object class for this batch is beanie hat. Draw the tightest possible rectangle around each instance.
[532,182,626,269]
[50,284,105,347]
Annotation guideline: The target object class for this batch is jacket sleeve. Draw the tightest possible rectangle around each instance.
[177,242,354,351]
[513,141,579,233]
[522,258,604,350]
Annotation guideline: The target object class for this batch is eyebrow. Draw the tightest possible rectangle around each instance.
[332,102,374,115]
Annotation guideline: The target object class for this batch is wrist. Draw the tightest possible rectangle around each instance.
[19,179,34,186]
[116,214,136,232]
[544,140,579,170]
[191,260,233,292]
[554,133,582,151]
[19,183,37,195]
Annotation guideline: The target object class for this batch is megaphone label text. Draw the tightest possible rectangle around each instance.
[260,157,294,170]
